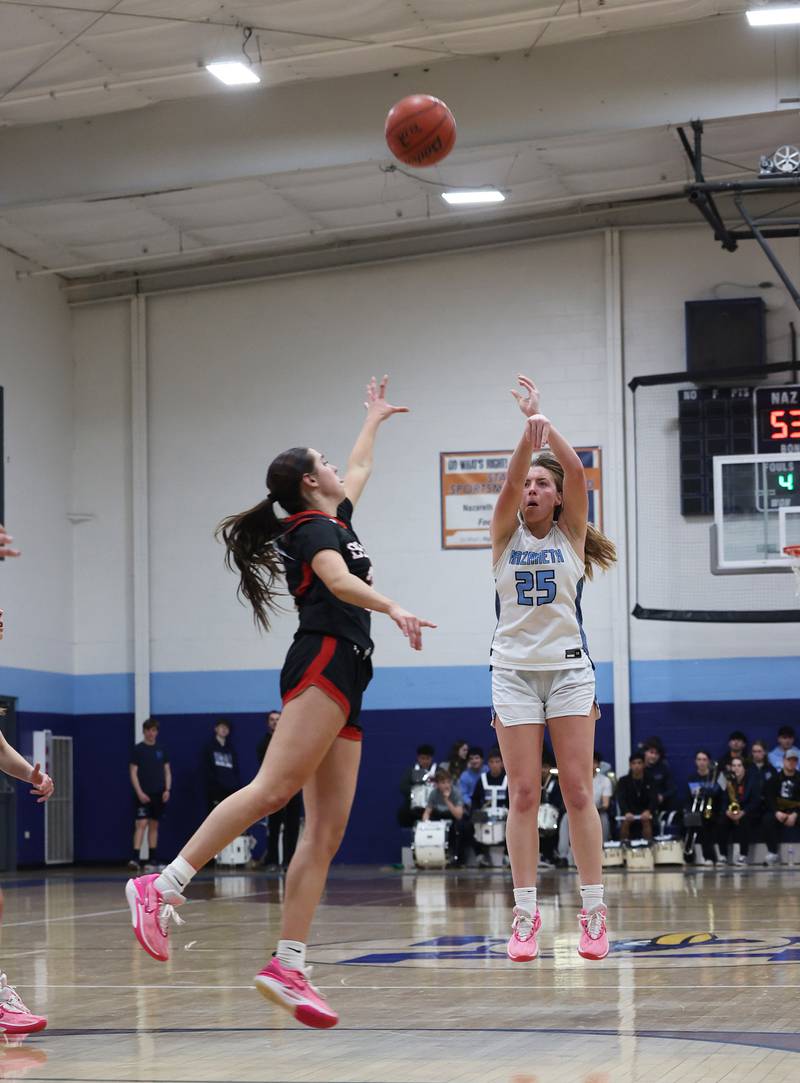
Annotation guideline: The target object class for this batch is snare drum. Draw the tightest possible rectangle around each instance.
[538,803,560,833]
[624,839,654,872]
[602,841,624,868]
[653,835,684,866]
[413,820,449,868]
[475,809,507,847]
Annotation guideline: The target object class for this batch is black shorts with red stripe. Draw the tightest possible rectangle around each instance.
[280,633,373,741]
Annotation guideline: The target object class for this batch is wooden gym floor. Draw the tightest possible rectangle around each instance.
[0,865,798,1082]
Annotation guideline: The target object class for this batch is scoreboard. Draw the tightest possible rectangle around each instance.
[678,383,800,515]
[754,384,800,454]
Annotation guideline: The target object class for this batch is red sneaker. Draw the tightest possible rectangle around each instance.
[0,976,46,1034]
[254,958,338,1029]
[125,874,185,962]
[507,907,542,962]
[578,905,609,960]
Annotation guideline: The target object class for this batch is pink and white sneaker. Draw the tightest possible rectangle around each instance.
[507,907,542,962]
[0,974,47,1034]
[578,905,609,960]
[254,958,338,1029]
[125,873,185,962]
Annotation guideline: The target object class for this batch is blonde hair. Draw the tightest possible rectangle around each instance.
[532,451,617,580]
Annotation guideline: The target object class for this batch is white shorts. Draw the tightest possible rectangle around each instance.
[491,665,598,726]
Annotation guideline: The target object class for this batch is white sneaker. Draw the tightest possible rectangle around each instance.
[734,854,747,865]
[764,852,780,866]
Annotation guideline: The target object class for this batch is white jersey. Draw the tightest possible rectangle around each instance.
[490,521,591,671]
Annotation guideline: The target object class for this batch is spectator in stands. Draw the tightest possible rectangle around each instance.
[457,747,485,811]
[749,739,777,814]
[616,751,657,842]
[642,737,676,814]
[445,739,469,781]
[684,749,721,866]
[204,719,240,813]
[539,753,563,867]
[129,718,171,872]
[718,755,759,865]
[769,726,797,771]
[470,748,507,866]
[398,744,436,827]
[718,730,749,775]
[422,767,467,865]
[256,710,302,871]
[764,748,800,864]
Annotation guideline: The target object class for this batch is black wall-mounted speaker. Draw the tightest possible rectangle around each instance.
[685,297,766,377]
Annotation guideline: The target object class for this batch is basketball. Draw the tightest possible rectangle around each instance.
[385,94,456,168]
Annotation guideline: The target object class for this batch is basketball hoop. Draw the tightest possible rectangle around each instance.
[784,545,800,597]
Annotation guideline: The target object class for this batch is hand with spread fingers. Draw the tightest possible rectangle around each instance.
[510,373,540,417]
[364,374,409,424]
[387,605,437,651]
[525,413,551,450]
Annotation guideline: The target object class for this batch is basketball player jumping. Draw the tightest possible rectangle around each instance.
[126,376,435,1029]
[490,375,616,962]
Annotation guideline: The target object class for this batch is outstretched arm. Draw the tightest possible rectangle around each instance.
[490,418,535,562]
[537,418,588,547]
[343,375,408,508]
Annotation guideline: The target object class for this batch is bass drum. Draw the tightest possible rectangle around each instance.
[653,835,684,866]
[602,841,624,868]
[538,803,560,832]
[413,820,449,868]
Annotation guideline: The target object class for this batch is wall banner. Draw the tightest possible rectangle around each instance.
[440,447,603,550]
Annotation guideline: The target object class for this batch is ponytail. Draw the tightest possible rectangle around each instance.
[216,446,315,632]
[533,451,617,580]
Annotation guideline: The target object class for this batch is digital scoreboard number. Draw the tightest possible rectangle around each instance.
[754,384,800,454]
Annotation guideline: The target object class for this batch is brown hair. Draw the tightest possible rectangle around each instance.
[532,451,617,580]
[434,767,452,783]
[215,447,316,632]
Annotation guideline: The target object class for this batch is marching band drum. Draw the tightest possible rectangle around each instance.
[653,834,685,865]
[413,819,449,868]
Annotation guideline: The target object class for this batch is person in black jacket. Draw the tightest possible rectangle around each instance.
[717,756,759,864]
[257,710,302,870]
[204,720,240,812]
[616,752,657,842]
[642,737,676,816]
[764,749,800,864]
[684,750,722,866]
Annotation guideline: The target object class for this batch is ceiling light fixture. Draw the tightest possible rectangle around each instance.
[205,61,260,86]
[441,190,506,206]
[746,5,800,25]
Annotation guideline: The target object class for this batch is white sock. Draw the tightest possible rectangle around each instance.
[276,939,306,971]
[513,886,537,914]
[154,855,196,897]
[580,883,605,912]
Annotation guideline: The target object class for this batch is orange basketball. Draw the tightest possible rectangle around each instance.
[385,94,456,168]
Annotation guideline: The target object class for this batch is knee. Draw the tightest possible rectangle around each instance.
[303,821,347,860]
[561,780,593,814]
[253,786,296,819]
[509,781,539,815]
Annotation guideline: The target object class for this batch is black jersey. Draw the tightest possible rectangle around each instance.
[278,498,373,650]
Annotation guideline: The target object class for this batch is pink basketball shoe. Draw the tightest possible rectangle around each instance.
[507,907,542,962]
[254,958,338,1029]
[0,974,47,1034]
[125,874,185,962]
[578,905,609,960]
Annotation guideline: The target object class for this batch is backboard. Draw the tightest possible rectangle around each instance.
[713,452,800,572]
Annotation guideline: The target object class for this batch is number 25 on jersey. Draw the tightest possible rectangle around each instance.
[515,569,556,607]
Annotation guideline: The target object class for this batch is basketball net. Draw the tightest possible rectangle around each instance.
[785,546,800,598]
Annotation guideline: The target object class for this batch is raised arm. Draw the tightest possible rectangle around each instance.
[491,419,535,563]
[538,419,589,549]
[343,375,408,508]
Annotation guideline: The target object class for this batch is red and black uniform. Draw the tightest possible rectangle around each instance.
[277,498,374,740]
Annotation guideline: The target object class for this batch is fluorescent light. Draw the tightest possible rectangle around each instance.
[205,61,260,86]
[441,190,506,206]
[747,6,800,25]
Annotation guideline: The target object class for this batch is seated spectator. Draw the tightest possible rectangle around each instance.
[749,739,777,816]
[457,747,485,811]
[764,748,800,864]
[539,754,564,867]
[718,755,759,865]
[717,730,749,776]
[642,737,676,815]
[398,744,436,827]
[616,751,657,842]
[445,739,469,781]
[684,749,722,865]
[422,767,467,865]
[558,750,611,864]
[471,748,507,811]
[769,726,797,771]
